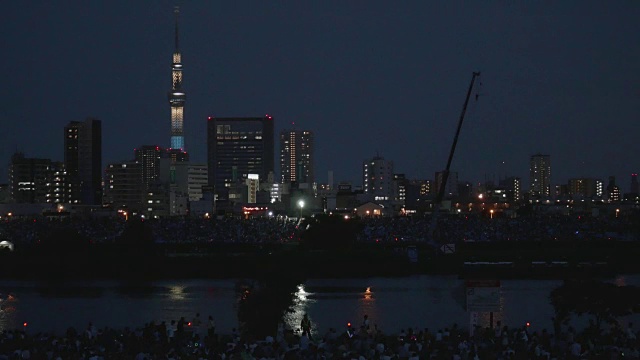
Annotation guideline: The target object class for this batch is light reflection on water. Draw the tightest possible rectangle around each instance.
[1,275,639,336]
[168,285,187,301]
[283,285,315,334]
[283,284,380,337]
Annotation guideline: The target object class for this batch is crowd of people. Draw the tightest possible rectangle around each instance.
[357,214,638,244]
[0,212,637,250]
[1,314,638,359]
[151,217,299,244]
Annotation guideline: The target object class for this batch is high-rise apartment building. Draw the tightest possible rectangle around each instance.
[404,179,430,210]
[568,178,602,199]
[529,154,551,197]
[631,173,639,194]
[393,174,408,205]
[206,116,275,196]
[64,118,102,205]
[134,146,163,190]
[9,153,51,203]
[607,176,621,202]
[279,129,314,184]
[363,156,394,201]
[45,161,70,204]
[168,7,186,151]
[104,161,143,210]
[499,176,522,203]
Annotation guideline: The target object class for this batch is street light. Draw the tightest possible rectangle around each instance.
[490,209,494,219]
[298,200,305,219]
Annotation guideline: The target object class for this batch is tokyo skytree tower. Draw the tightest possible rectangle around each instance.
[168,6,186,150]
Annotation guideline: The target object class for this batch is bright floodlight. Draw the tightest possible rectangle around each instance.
[298,200,305,208]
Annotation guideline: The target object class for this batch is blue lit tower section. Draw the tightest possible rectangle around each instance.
[168,6,186,150]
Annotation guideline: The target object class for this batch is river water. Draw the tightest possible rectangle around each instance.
[1,275,638,336]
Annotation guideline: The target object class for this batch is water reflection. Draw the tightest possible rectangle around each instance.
[1,276,639,336]
[283,284,316,334]
[364,287,372,300]
[358,286,378,328]
[169,285,187,301]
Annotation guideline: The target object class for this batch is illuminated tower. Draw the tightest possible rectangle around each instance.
[168,6,186,150]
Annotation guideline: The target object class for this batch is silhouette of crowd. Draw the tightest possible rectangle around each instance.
[0,315,638,359]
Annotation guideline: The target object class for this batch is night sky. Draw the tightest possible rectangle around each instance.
[2,1,639,191]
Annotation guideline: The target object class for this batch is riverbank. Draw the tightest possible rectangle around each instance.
[1,239,639,280]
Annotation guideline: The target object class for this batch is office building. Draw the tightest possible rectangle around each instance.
[529,154,551,197]
[206,115,275,197]
[64,118,102,205]
[631,173,639,195]
[9,153,51,203]
[279,129,314,184]
[187,164,208,202]
[158,161,208,202]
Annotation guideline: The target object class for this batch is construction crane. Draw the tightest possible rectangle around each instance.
[429,71,481,244]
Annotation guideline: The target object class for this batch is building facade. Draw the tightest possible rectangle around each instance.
[529,154,551,197]
[45,161,70,204]
[9,153,51,203]
[363,156,394,201]
[607,176,621,202]
[499,176,522,203]
[392,174,408,207]
[104,162,143,211]
[568,178,602,199]
[135,146,163,191]
[279,129,314,184]
[64,118,102,205]
[206,116,275,197]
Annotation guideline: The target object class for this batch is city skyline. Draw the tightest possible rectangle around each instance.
[1,2,639,189]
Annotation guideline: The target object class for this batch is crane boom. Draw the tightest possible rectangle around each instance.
[430,71,481,242]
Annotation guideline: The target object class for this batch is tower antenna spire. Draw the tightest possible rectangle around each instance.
[174,6,180,51]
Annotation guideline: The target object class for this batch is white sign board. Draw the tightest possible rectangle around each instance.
[466,280,501,312]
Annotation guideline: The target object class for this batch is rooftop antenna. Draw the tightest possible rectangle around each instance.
[174,6,180,51]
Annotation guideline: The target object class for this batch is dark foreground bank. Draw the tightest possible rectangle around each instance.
[1,239,640,280]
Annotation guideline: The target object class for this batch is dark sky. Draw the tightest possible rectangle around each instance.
[2,1,639,191]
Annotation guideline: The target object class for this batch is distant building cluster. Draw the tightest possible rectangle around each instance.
[1,8,638,220]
